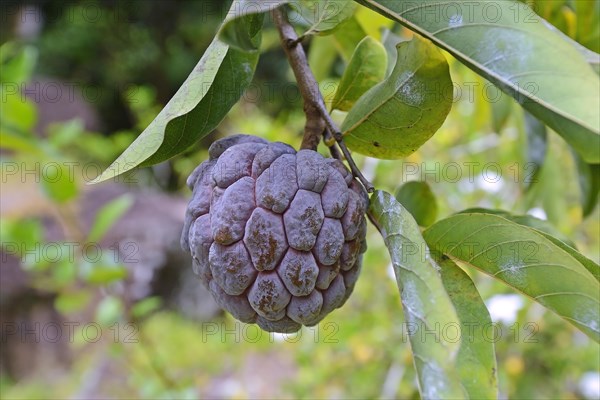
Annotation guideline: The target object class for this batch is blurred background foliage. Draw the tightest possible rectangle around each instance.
[0,1,598,399]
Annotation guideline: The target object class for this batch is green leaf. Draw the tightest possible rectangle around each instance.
[354,0,600,163]
[0,43,38,136]
[80,255,128,285]
[331,17,367,61]
[572,150,600,218]
[458,208,575,248]
[54,290,92,315]
[293,0,357,37]
[0,130,43,154]
[52,259,77,286]
[423,213,600,342]
[131,297,163,319]
[87,195,134,243]
[394,181,438,227]
[381,28,406,77]
[47,119,85,148]
[522,111,547,190]
[308,35,338,81]
[0,218,44,254]
[331,36,387,112]
[491,94,513,133]
[341,36,452,159]
[369,190,466,399]
[538,231,600,283]
[40,161,78,204]
[218,0,277,51]
[573,0,600,53]
[82,262,128,285]
[438,258,498,399]
[91,3,260,183]
[354,4,394,40]
[0,42,37,85]
[96,296,124,326]
[538,17,600,74]
[0,95,38,135]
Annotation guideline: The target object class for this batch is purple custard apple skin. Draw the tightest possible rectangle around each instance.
[181,134,368,333]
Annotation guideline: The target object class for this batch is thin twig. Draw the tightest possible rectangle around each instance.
[324,128,374,192]
[272,7,374,193]
[337,138,375,193]
[272,8,324,151]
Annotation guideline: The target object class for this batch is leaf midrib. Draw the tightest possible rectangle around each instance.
[428,217,598,282]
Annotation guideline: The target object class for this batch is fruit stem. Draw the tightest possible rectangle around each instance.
[324,128,374,193]
[272,7,325,152]
[272,7,374,193]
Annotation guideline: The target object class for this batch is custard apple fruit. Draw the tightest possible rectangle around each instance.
[181,134,367,333]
